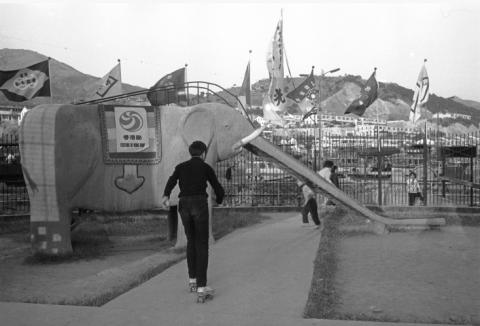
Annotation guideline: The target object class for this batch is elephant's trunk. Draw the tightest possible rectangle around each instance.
[232,126,265,152]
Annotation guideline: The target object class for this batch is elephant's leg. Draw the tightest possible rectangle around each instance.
[30,205,73,256]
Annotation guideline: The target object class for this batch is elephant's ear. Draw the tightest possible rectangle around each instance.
[181,106,215,149]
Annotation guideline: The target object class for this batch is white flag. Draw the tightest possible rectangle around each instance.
[91,62,122,100]
[410,64,429,124]
[265,17,286,113]
[262,96,286,127]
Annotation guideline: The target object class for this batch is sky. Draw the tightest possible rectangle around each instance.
[1,0,479,101]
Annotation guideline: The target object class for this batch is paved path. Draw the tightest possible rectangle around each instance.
[1,212,323,325]
[103,212,321,320]
[0,212,453,326]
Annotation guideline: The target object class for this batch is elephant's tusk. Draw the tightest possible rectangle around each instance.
[232,126,266,151]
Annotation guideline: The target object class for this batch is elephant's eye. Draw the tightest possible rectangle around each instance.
[224,123,231,129]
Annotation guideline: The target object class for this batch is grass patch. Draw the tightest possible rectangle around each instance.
[327,312,473,325]
[72,255,185,307]
[24,229,112,264]
[212,209,270,240]
[3,209,272,307]
[75,211,168,236]
[0,218,29,234]
[303,207,344,318]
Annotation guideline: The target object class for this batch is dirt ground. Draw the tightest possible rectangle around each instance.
[334,225,480,324]
[0,214,175,305]
[0,209,272,306]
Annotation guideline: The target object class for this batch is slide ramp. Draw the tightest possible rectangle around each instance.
[247,137,445,232]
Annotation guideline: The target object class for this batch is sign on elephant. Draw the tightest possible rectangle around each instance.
[98,105,162,164]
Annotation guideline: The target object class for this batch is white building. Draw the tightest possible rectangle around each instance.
[0,106,23,121]
[435,112,471,120]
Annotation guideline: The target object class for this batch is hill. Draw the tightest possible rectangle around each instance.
[243,75,480,132]
[0,48,145,106]
[450,96,480,111]
[1,48,478,133]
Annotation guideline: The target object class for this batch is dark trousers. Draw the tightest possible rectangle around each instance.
[301,197,321,225]
[178,195,209,287]
[408,192,423,206]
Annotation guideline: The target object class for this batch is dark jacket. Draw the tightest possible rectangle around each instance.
[163,157,225,204]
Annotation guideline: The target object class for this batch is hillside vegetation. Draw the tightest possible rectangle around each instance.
[1,48,479,132]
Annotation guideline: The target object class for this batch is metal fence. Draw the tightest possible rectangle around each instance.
[1,125,480,214]
[217,126,480,207]
[0,134,29,214]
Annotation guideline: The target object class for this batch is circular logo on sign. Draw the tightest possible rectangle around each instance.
[119,111,144,132]
[14,72,38,90]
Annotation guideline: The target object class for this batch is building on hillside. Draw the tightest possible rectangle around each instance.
[435,112,472,120]
[0,106,24,121]
[302,113,387,127]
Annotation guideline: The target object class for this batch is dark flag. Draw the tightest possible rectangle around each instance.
[0,60,51,102]
[344,68,378,116]
[147,67,186,106]
[238,61,251,107]
[286,70,315,104]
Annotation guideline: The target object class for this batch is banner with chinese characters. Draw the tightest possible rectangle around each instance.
[114,107,149,152]
[99,105,161,164]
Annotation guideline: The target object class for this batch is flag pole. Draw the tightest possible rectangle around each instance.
[48,57,54,104]
[184,63,188,105]
[373,67,383,204]
[117,58,121,81]
[315,65,323,170]
[373,67,380,151]
[423,59,428,205]
[248,49,252,109]
[184,63,188,82]
[117,59,122,99]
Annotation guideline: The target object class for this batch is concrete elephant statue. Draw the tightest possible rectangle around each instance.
[19,102,260,255]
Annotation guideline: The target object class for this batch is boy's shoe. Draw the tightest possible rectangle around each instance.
[196,286,215,303]
[302,223,310,228]
[188,281,197,293]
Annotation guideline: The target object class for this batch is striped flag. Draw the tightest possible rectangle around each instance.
[410,63,429,124]
[90,61,123,100]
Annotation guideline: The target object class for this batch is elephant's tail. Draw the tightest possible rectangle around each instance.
[19,104,63,222]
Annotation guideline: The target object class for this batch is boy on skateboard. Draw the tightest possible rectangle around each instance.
[162,141,225,302]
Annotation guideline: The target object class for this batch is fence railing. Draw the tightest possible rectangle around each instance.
[217,126,480,208]
[1,134,28,214]
[1,125,479,215]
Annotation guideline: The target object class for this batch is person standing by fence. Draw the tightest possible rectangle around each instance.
[297,180,321,228]
[330,165,340,188]
[406,171,423,206]
[326,165,340,206]
[318,160,334,206]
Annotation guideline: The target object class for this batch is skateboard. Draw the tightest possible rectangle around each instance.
[196,289,215,303]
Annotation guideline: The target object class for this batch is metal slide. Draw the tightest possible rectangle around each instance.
[247,137,446,233]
